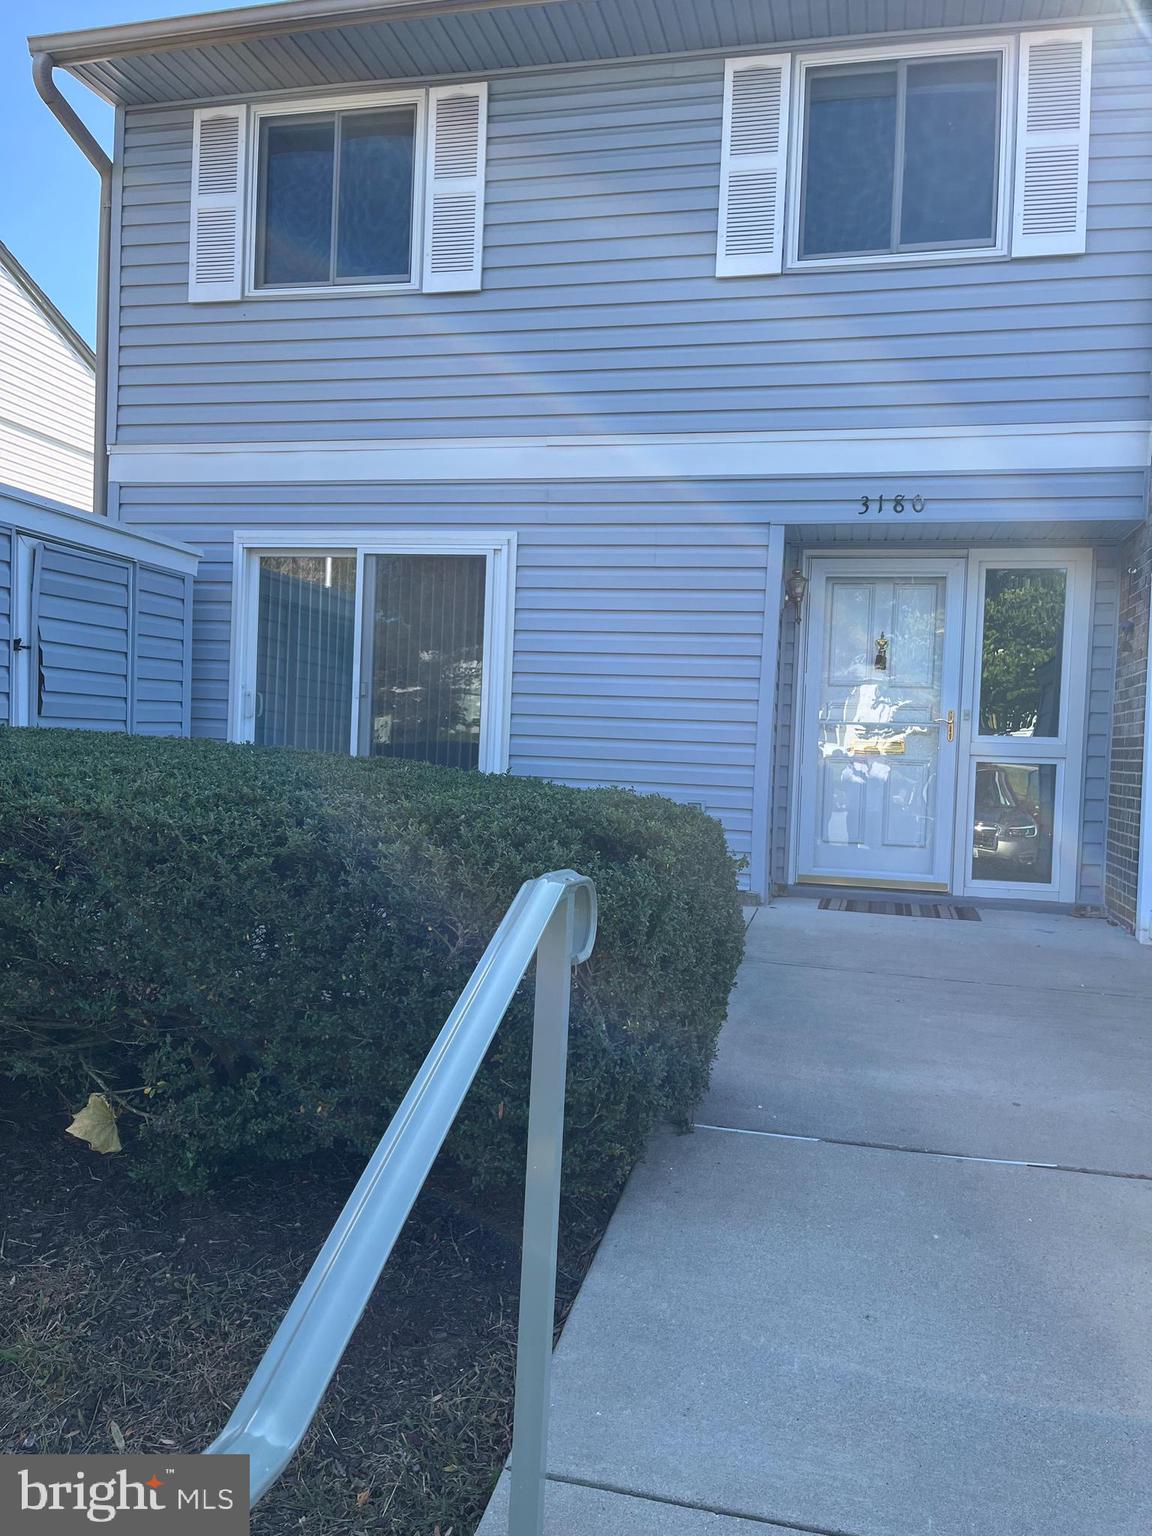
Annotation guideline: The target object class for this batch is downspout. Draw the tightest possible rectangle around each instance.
[31,53,112,518]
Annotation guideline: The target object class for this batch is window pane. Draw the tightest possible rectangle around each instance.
[259,117,334,285]
[978,569,1067,737]
[900,57,999,247]
[802,67,897,257]
[971,762,1057,884]
[337,107,416,282]
[366,555,486,769]
[255,555,356,752]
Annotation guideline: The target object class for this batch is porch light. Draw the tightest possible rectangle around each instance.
[785,569,808,615]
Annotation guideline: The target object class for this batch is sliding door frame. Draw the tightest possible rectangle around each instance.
[229,528,516,771]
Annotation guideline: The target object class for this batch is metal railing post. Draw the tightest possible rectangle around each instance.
[506,893,575,1536]
[200,870,595,1522]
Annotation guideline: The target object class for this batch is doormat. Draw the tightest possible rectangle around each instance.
[818,898,982,921]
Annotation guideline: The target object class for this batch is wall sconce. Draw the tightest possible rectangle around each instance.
[785,569,808,617]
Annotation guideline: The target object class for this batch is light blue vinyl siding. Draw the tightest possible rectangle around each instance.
[114,469,1137,894]
[0,526,11,723]
[133,564,193,736]
[33,544,132,732]
[113,17,1152,444]
[116,478,775,872]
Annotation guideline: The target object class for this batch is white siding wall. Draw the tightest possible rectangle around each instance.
[0,263,95,511]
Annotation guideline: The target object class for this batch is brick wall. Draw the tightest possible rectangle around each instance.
[1105,517,1152,929]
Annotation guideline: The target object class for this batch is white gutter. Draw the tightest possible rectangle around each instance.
[30,52,112,520]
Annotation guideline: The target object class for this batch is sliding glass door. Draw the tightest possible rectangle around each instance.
[255,554,357,753]
[361,554,486,768]
[238,534,514,771]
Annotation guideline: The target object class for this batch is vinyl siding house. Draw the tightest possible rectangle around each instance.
[31,0,1152,924]
[0,245,198,735]
[0,243,96,512]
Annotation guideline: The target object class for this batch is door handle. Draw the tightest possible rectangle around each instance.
[931,710,956,742]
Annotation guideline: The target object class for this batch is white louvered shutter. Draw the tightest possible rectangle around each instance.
[1011,29,1093,258]
[422,83,488,293]
[716,54,792,278]
[188,106,247,302]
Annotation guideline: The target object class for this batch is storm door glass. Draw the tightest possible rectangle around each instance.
[364,555,486,768]
[971,762,1057,884]
[978,568,1067,738]
[255,554,356,751]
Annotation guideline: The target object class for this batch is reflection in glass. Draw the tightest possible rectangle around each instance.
[802,67,898,257]
[900,57,999,247]
[259,117,336,286]
[816,577,945,857]
[336,108,416,281]
[366,555,485,769]
[801,53,1000,259]
[971,762,1056,883]
[978,568,1066,737]
[258,108,417,287]
[255,555,356,751]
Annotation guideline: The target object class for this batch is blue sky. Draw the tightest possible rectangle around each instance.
[2,1,252,344]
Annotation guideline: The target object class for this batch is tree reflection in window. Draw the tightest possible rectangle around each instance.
[978,569,1066,737]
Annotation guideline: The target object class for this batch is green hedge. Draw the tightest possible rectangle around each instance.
[0,730,745,1203]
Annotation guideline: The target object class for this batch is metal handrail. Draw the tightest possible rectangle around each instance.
[204,868,597,1535]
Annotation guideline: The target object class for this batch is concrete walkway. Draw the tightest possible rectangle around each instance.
[478,900,1152,1536]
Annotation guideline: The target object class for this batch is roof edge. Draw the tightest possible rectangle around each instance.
[29,0,561,67]
[0,242,95,370]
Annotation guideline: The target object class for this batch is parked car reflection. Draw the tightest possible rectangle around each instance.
[971,763,1053,882]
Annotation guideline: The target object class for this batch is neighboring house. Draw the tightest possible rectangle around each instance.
[0,243,95,512]
[28,0,1152,930]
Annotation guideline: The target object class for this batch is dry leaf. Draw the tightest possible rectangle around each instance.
[65,1094,122,1155]
[109,1421,126,1451]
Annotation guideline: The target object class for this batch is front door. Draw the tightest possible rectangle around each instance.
[796,558,965,889]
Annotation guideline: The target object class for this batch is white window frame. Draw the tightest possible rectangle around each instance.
[229,528,516,771]
[951,547,1093,903]
[244,88,427,299]
[785,33,1017,273]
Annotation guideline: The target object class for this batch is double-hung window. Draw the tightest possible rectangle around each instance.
[255,105,418,288]
[233,533,514,771]
[799,52,1003,260]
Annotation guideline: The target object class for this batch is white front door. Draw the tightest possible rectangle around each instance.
[797,558,965,889]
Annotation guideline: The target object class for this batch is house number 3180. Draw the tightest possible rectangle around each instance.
[858,494,926,516]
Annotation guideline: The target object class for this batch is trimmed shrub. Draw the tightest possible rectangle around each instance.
[0,730,745,1203]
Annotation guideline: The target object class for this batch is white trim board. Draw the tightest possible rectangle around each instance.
[108,421,1152,489]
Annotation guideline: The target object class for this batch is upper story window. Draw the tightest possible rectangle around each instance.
[715,30,1093,279]
[256,106,417,288]
[799,54,1002,260]
[188,82,489,303]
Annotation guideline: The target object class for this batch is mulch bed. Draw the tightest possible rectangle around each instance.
[0,1095,603,1534]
